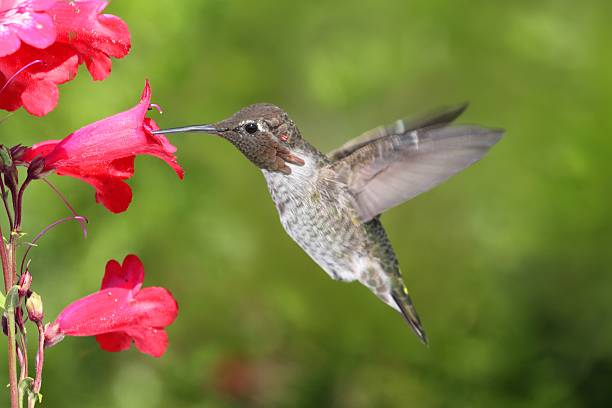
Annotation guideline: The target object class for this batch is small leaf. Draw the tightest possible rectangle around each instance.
[0,145,12,167]
[5,286,19,312]
[18,377,34,408]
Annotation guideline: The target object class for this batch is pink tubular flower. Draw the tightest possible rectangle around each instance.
[44,255,179,358]
[24,80,184,213]
[0,0,130,116]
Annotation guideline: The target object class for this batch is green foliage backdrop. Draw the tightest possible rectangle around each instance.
[2,0,611,406]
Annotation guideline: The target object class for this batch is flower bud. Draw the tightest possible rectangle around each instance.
[18,271,32,297]
[1,314,7,336]
[27,156,47,179]
[26,292,44,323]
[9,144,27,162]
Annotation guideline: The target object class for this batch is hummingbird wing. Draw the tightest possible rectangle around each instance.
[331,122,503,223]
[328,103,469,161]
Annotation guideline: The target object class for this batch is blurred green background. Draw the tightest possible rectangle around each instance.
[2,0,612,406]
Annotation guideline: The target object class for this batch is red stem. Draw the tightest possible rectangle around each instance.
[0,178,14,231]
[14,178,30,231]
[0,224,10,291]
[33,321,45,393]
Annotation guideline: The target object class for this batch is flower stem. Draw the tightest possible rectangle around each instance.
[2,220,19,408]
[0,178,14,232]
[6,283,19,408]
[16,313,29,382]
[19,215,88,275]
[17,337,27,382]
[14,178,31,231]
[27,321,45,408]
[0,224,10,291]
[42,178,80,218]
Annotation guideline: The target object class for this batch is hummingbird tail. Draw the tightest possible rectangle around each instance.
[391,289,429,345]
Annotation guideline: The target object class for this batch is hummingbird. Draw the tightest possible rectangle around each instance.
[153,103,503,344]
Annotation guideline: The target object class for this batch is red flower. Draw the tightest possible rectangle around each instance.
[0,0,57,57]
[0,0,130,116]
[44,255,179,358]
[24,81,184,213]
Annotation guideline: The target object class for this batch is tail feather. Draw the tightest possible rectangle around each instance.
[391,289,428,345]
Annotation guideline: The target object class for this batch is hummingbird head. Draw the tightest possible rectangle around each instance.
[153,103,305,174]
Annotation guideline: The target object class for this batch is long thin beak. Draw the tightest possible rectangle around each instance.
[151,124,227,135]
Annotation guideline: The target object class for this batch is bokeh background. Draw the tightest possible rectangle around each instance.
[2,0,612,406]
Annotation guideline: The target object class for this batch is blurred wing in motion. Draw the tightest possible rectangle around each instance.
[328,103,469,161]
[331,111,503,222]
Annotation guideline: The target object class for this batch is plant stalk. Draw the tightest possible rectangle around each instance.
[6,281,19,408]
[27,321,45,408]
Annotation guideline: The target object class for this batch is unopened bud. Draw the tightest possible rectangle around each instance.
[27,156,46,179]
[9,144,27,162]
[26,292,43,323]
[18,271,32,297]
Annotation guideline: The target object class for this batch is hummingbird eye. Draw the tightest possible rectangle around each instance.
[244,122,258,134]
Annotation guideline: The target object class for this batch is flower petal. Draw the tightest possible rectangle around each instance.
[21,76,58,116]
[51,0,130,81]
[23,139,61,162]
[95,331,132,352]
[31,0,59,11]
[83,49,111,81]
[127,326,169,358]
[0,28,21,57]
[101,255,144,292]
[14,9,56,50]
[132,287,179,328]
[0,43,79,113]
[79,174,133,214]
[57,288,132,336]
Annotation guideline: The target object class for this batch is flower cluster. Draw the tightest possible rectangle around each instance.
[0,2,185,407]
[0,0,130,116]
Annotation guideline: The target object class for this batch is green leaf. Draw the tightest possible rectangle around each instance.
[18,377,33,408]
[4,285,19,312]
[0,291,5,310]
[0,146,12,167]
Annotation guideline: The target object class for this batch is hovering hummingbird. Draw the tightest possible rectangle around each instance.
[153,103,503,344]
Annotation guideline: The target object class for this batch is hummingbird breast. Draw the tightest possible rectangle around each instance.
[262,151,401,309]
